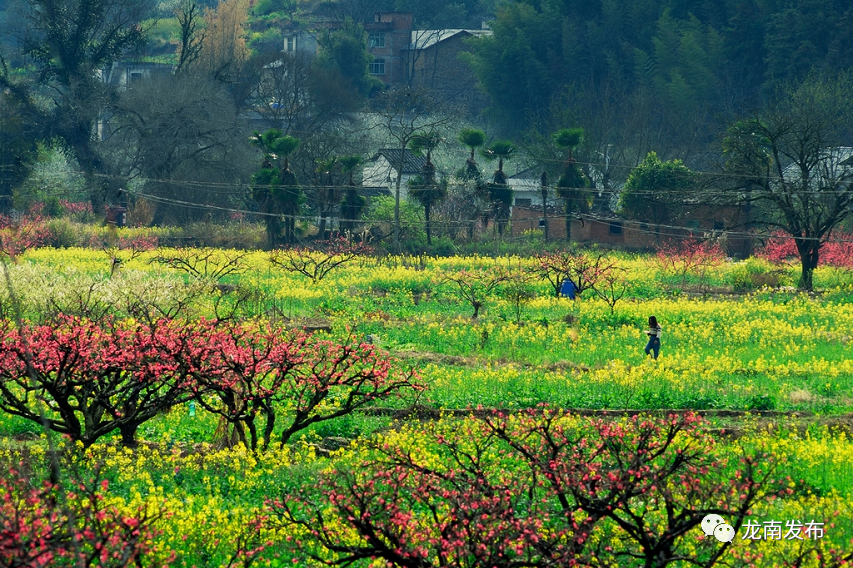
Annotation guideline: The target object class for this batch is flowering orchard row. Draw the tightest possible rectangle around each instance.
[2,412,852,567]
[3,248,853,413]
[0,316,421,450]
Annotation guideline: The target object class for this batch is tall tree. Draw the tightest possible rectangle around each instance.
[373,87,457,253]
[458,128,485,181]
[108,73,252,224]
[313,19,379,107]
[339,155,364,234]
[408,131,445,245]
[481,140,515,236]
[315,157,339,238]
[462,1,562,130]
[251,130,302,247]
[619,151,694,243]
[175,0,206,73]
[721,72,853,290]
[0,92,39,213]
[196,0,250,85]
[0,0,154,214]
[554,128,590,242]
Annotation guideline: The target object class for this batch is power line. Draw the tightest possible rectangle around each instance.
[9,164,853,198]
[123,187,853,244]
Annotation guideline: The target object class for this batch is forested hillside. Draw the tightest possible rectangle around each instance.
[463,0,853,153]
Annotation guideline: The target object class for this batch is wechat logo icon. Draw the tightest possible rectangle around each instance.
[702,514,736,543]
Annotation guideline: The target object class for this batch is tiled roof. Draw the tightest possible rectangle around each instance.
[508,166,540,180]
[408,29,492,50]
[373,149,428,174]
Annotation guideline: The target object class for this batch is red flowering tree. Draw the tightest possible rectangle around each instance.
[0,464,163,567]
[269,410,786,568]
[820,236,853,269]
[655,238,724,285]
[196,322,424,451]
[534,252,611,298]
[0,214,51,260]
[0,317,215,447]
[758,231,853,270]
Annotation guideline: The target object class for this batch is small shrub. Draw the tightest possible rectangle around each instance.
[127,197,156,227]
[745,393,777,411]
[729,257,787,291]
[46,217,80,248]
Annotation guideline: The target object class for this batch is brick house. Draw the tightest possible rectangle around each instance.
[365,12,415,86]
[407,27,491,106]
[364,12,491,98]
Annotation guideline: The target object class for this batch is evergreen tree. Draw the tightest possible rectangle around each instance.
[481,140,515,236]
[554,128,591,242]
[619,151,693,243]
[409,131,446,245]
[250,130,302,247]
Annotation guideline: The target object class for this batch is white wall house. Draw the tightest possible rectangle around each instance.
[507,167,545,208]
[99,61,174,90]
[362,149,427,200]
[781,147,853,188]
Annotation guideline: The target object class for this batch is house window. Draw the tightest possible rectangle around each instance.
[369,58,385,74]
[285,37,296,52]
[129,72,143,83]
[609,221,623,235]
[515,198,532,207]
[538,218,546,228]
[369,32,385,48]
[713,220,725,231]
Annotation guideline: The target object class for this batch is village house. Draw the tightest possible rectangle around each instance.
[361,149,428,200]
[363,12,491,107]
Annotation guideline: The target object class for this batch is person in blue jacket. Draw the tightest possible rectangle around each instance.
[560,278,580,300]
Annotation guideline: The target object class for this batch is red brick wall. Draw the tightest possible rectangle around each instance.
[510,205,751,253]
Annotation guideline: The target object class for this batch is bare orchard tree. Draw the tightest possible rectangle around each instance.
[371,87,459,253]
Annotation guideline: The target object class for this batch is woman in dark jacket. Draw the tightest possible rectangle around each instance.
[644,316,662,359]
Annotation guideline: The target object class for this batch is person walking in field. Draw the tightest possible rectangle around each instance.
[644,316,662,359]
[560,278,580,300]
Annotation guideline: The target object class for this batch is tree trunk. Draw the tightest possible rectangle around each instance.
[425,202,432,245]
[796,239,820,291]
[262,405,276,450]
[565,199,573,241]
[394,150,406,254]
[245,417,259,451]
[119,423,139,448]
[265,215,279,250]
[76,144,108,216]
[318,207,327,239]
